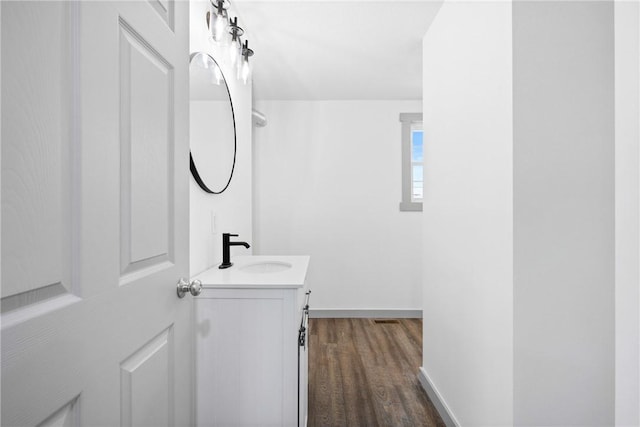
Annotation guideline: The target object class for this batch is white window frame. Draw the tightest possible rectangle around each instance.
[399,113,423,212]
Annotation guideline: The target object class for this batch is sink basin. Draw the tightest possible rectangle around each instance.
[240,261,293,274]
[192,255,309,287]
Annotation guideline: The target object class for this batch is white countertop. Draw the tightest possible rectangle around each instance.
[191,255,310,288]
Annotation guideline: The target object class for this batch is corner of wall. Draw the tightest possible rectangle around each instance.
[421,1,513,425]
[417,367,459,427]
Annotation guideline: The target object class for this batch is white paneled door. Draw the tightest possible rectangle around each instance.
[1,1,191,425]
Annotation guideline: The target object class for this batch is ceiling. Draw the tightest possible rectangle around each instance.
[232,0,443,100]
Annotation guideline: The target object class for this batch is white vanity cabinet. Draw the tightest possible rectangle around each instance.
[193,256,310,427]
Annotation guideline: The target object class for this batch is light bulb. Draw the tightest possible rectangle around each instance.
[214,14,227,41]
[236,53,243,79]
[241,57,251,84]
[238,40,253,84]
[229,38,240,67]
[227,18,244,67]
[209,2,228,43]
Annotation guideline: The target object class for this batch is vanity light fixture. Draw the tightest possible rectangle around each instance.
[228,17,244,67]
[204,0,255,84]
[208,0,229,43]
[240,40,253,85]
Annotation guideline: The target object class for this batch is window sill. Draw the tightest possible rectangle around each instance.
[399,202,423,212]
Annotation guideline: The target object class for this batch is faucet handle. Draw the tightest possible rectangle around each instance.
[224,233,239,237]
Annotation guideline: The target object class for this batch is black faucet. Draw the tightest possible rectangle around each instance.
[219,233,250,269]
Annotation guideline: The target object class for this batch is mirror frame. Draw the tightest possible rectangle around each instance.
[189,51,237,194]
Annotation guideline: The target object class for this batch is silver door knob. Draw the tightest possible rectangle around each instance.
[177,278,202,298]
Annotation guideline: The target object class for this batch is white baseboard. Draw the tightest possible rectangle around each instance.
[417,367,460,427]
[309,309,422,318]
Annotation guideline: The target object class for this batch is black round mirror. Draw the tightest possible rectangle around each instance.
[189,52,236,194]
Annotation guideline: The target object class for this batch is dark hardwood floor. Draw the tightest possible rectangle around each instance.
[308,318,446,427]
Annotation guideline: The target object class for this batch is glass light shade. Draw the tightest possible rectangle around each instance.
[209,3,228,43]
[236,53,243,79]
[229,37,240,67]
[241,57,251,84]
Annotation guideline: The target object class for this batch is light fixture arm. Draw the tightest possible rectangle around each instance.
[229,16,244,41]
[242,40,254,59]
[215,0,224,15]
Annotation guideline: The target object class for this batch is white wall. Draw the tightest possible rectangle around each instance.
[422,1,620,425]
[513,3,615,425]
[253,100,423,311]
[189,1,253,276]
[421,2,514,425]
[615,2,640,425]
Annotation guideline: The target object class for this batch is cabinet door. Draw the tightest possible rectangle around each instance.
[196,288,298,426]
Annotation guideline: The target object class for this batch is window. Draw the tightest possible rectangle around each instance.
[411,124,424,201]
[399,113,423,211]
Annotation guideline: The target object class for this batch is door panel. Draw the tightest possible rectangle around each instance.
[148,0,175,31]
[119,17,174,281]
[39,398,80,427]
[1,1,73,301]
[1,1,191,426]
[120,327,174,427]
